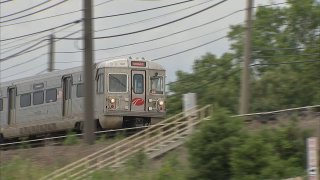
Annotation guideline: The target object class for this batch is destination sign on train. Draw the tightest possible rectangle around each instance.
[131,61,146,67]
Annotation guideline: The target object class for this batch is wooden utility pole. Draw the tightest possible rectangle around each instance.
[239,0,253,115]
[83,0,95,144]
[48,34,55,72]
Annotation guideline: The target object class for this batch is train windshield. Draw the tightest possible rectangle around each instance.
[150,76,164,94]
[109,74,127,92]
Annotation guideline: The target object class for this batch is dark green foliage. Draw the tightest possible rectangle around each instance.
[187,108,245,180]
[167,53,241,115]
[187,109,310,179]
[230,122,309,180]
[154,155,187,180]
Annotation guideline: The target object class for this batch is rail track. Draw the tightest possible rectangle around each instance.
[0,126,148,151]
[2,104,320,151]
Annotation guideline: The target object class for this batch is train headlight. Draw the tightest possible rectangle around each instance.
[110,98,116,103]
[158,100,164,106]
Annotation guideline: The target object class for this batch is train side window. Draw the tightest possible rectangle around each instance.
[33,91,44,105]
[109,74,127,92]
[77,83,85,97]
[0,98,3,111]
[133,74,144,94]
[97,74,104,94]
[46,89,57,103]
[20,93,31,107]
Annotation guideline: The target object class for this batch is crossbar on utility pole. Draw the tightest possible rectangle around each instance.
[239,0,253,115]
[83,0,95,144]
[48,34,55,72]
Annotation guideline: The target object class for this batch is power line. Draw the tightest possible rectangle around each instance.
[95,0,228,39]
[1,23,80,54]
[253,45,320,51]
[1,19,81,42]
[97,35,227,61]
[57,26,228,54]
[0,0,70,24]
[57,35,227,64]
[94,1,289,39]
[0,0,12,4]
[151,36,227,61]
[251,59,320,66]
[1,30,80,62]
[95,0,211,33]
[62,0,229,40]
[102,25,229,51]
[0,0,189,28]
[255,53,320,58]
[0,39,47,62]
[1,63,46,81]
[94,0,194,20]
[94,0,114,7]
[1,24,80,57]
[1,0,53,19]
[1,9,82,28]
[1,53,47,72]
[73,1,286,41]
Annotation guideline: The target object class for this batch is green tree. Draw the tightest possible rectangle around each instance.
[167,53,240,115]
[230,122,309,180]
[154,155,186,180]
[167,0,320,114]
[187,108,245,180]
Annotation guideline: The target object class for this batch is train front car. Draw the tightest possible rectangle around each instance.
[96,58,166,129]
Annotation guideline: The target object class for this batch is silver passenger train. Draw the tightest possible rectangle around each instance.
[0,57,166,142]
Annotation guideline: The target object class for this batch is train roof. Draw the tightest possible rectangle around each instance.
[0,58,164,88]
[96,58,165,70]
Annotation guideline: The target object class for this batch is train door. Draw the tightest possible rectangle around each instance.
[7,87,16,125]
[62,76,72,117]
[131,70,146,112]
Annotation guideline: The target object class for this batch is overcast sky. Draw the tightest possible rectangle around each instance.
[0,0,287,83]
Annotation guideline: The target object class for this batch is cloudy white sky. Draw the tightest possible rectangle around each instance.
[0,0,287,83]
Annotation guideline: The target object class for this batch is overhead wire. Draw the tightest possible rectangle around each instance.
[1,30,81,62]
[93,1,288,39]
[0,0,70,24]
[1,53,47,73]
[151,36,227,61]
[61,1,286,40]
[253,45,320,51]
[1,63,47,80]
[94,0,194,20]
[0,0,12,4]
[56,26,228,54]
[1,23,81,54]
[1,19,81,42]
[251,59,320,66]
[255,53,320,58]
[61,0,229,40]
[0,39,47,62]
[95,0,212,33]
[90,2,289,52]
[0,0,53,19]
[94,0,114,7]
[0,0,190,28]
[0,0,197,50]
